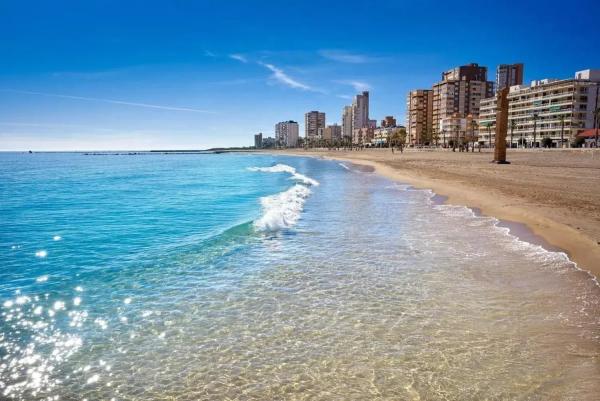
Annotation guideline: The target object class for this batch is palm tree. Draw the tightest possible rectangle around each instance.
[559,114,566,149]
[432,127,439,147]
[453,124,459,152]
[532,113,539,148]
[594,106,600,148]
[470,119,478,152]
[510,119,516,149]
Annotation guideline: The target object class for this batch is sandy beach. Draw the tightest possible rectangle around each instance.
[270,148,600,278]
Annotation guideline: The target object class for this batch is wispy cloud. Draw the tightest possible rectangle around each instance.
[1,89,215,114]
[204,50,217,57]
[319,50,379,64]
[258,62,313,91]
[335,80,372,92]
[0,121,119,132]
[229,54,248,63]
[336,94,353,100]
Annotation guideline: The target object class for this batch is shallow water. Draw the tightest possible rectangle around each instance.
[1,152,599,400]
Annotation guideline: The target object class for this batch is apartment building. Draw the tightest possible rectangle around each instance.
[275,120,299,147]
[352,127,374,146]
[432,63,494,140]
[496,63,524,92]
[381,116,397,128]
[478,69,600,148]
[352,91,370,130]
[254,132,263,148]
[304,111,325,139]
[406,89,433,145]
[322,124,342,142]
[342,105,353,140]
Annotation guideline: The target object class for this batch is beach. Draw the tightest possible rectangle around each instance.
[271,148,600,278]
[1,152,599,399]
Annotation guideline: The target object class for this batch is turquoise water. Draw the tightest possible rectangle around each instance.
[1,152,599,400]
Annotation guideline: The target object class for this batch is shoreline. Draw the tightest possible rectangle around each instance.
[266,149,600,280]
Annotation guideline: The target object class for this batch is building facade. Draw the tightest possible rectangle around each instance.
[406,89,433,145]
[352,127,374,146]
[275,120,299,147]
[478,69,600,148]
[304,111,326,140]
[352,91,370,130]
[438,113,477,147]
[254,132,263,148]
[372,126,406,146]
[342,105,353,141]
[496,63,524,93]
[432,63,494,141]
[323,124,342,142]
[381,116,397,128]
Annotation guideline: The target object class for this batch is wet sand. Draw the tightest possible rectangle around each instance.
[270,148,600,279]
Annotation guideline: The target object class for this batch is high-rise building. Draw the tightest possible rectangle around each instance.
[406,89,433,145]
[496,63,524,92]
[342,105,353,140]
[275,120,299,147]
[322,124,342,142]
[478,69,600,148]
[432,63,494,139]
[381,116,397,128]
[352,91,370,130]
[352,127,374,146]
[304,111,326,139]
[254,132,263,148]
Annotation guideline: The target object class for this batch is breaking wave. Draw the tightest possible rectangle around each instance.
[248,164,319,187]
[248,164,319,232]
[253,185,312,232]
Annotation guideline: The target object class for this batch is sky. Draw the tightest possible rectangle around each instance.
[1,0,599,150]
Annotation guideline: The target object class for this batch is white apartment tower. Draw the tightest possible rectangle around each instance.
[342,105,353,140]
[478,69,600,148]
[275,120,299,147]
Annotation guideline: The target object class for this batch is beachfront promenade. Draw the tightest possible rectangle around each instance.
[274,147,600,276]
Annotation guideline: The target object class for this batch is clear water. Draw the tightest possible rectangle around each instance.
[0,152,599,400]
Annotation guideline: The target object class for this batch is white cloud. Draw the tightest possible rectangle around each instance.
[1,89,215,113]
[335,80,372,92]
[336,94,353,100]
[319,50,378,64]
[259,62,312,91]
[204,50,217,57]
[229,54,248,63]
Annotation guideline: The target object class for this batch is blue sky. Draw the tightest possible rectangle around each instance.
[1,0,599,150]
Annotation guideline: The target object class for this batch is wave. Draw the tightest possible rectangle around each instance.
[432,203,599,287]
[247,164,319,187]
[248,164,320,232]
[253,184,312,232]
[338,163,350,170]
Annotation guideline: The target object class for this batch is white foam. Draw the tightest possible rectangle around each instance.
[254,184,312,232]
[36,275,49,283]
[248,164,296,174]
[433,201,599,287]
[338,162,351,170]
[248,163,319,186]
[53,235,62,241]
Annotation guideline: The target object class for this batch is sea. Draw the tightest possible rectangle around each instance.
[0,152,599,400]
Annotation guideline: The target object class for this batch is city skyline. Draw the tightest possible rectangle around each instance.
[1,0,599,150]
